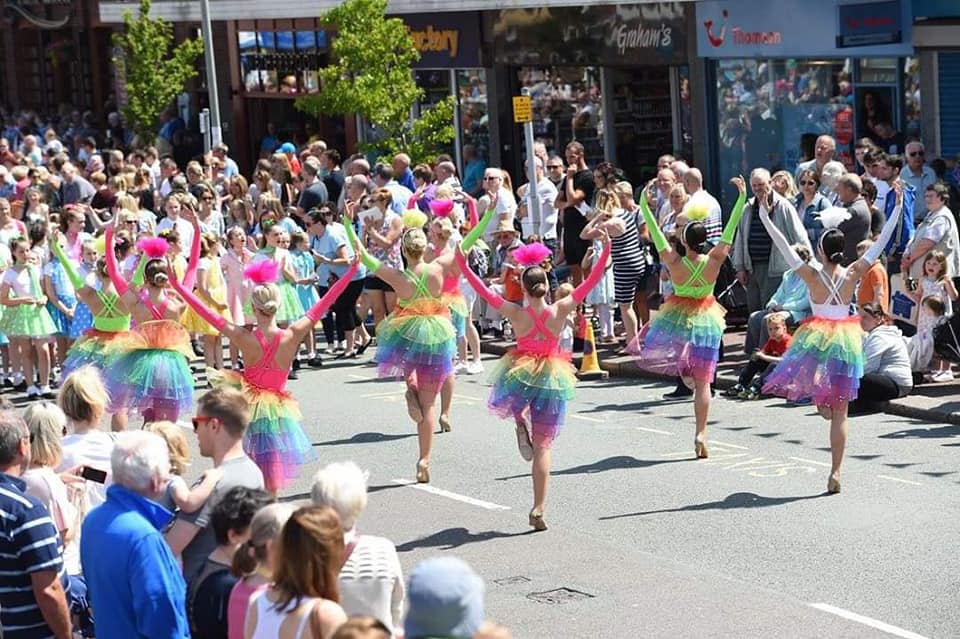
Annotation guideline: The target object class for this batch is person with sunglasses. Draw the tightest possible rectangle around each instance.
[795,169,830,245]
[899,142,937,223]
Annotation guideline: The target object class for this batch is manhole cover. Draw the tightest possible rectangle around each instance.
[527,588,595,605]
[493,576,531,586]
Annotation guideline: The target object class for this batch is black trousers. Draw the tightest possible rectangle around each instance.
[848,373,904,413]
[737,358,775,388]
[332,279,365,333]
[317,286,344,344]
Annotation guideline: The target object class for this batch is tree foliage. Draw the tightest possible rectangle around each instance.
[296,0,456,164]
[112,0,204,145]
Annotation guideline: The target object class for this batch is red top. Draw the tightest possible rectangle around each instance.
[244,328,288,392]
[761,335,792,358]
[516,307,561,357]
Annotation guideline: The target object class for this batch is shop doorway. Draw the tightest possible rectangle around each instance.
[244,98,346,161]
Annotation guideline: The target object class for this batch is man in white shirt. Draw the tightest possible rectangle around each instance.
[157,194,196,249]
[478,168,517,242]
[900,141,937,222]
[681,168,723,243]
[516,157,559,245]
[794,135,836,185]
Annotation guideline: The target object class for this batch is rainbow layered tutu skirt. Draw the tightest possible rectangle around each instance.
[762,315,864,408]
[375,297,456,393]
[62,329,130,378]
[489,349,576,447]
[442,290,469,340]
[103,321,195,417]
[632,295,725,383]
[210,368,315,493]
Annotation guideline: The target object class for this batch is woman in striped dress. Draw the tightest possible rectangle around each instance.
[580,180,650,350]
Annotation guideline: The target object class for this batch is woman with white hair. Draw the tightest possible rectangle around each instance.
[311,461,404,635]
[819,161,847,205]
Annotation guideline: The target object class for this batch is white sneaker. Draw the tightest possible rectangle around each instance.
[454,360,468,374]
[466,360,484,375]
[932,370,955,383]
[40,385,54,398]
[26,385,40,398]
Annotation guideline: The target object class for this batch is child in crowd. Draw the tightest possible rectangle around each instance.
[289,230,319,363]
[143,421,223,513]
[908,251,958,382]
[856,239,889,313]
[726,313,792,400]
[582,234,615,342]
[554,283,576,354]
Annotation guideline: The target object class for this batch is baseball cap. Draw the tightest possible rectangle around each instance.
[404,557,484,639]
[278,142,296,154]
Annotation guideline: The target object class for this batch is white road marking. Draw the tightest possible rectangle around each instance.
[392,479,511,511]
[636,426,672,435]
[810,603,929,639]
[708,440,749,450]
[570,414,604,423]
[877,475,922,486]
[348,374,373,380]
[789,456,831,468]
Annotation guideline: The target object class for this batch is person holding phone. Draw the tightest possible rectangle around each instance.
[731,168,812,312]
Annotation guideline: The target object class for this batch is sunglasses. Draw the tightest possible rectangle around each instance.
[800,180,817,186]
[202,196,214,202]
[547,165,563,170]
[908,151,925,157]
[483,176,500,181]
[192,415,214,431]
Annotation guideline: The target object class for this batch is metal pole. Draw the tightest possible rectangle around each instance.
[521,87,540,235]
[199,0,222,147]
[200,108,211,153]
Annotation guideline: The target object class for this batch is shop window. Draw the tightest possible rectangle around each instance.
[611,67,672,188]
[904,57,921,142]
[457,69,488,194]
[238,29,327,94]
[520,66,603,168]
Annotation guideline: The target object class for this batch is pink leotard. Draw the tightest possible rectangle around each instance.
[245,329,288,392]
[139,290,169,320]
[516,307,561,358]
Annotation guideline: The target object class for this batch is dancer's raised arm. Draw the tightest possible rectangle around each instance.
[50,231,85,291]
[461,194,498,253]
[719,177,748,246]
[104,226,129,296]
[640,186,670,256]
[757,202,807,273]
[169,273,240,341]
[570,234,612,305]
[454,249,507,312]
[180,211,203,290]
[852,183,903,280]
[464,195,479,227]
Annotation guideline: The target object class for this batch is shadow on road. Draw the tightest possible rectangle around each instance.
[879,424,960,440]
[495,455,690,481]
[396,527,537,552]
[280,483,403,504]
[598,491,825,520]
[313,432,417,446]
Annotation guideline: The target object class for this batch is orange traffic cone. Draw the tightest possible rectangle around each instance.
[576,321,609,381]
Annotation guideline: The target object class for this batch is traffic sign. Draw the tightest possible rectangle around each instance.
[512,95,533,124]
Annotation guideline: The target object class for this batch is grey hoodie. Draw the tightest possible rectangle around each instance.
[863,324,913,393]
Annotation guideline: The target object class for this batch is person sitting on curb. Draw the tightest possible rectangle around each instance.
[725,313,792,400]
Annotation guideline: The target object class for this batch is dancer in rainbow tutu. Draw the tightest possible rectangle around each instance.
[760,181,904,494]
[454,205,611,531]
[101,224,195,424]
[632,175,748,459]
[343,203,456,484]
[170,242,360,494]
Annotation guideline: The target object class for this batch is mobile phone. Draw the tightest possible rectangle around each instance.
[80,466,107,484]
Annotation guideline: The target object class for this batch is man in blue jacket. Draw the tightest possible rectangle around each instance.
[81,431,189,639]
[876,153,915,275]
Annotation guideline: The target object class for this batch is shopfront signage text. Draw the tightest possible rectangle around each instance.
[837,1,902,48]
[409,25,459,59]
[613,22,673,55]
[3,0,72,29]
[703,9,782,48]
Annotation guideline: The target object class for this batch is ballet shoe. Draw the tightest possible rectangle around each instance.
[694,435,709,459]
[827,475,841,494]
[405,388,423,423]
[416,459,430,484]
[529,509,547,531]
[439,414,452,433]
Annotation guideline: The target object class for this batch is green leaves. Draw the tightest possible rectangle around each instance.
[295,0,455,165]
[111,0,203,145]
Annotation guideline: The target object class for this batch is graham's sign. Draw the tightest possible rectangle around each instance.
[3,0,73,28]
[402,11,480,68]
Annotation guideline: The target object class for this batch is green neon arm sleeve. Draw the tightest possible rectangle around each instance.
[343,220,381,272]
[461,205,497,253]
[51,237,84,291]
[640,192,668,253]
[720,189,747,245]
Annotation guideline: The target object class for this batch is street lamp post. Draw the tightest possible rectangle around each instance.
[199,0,222,149]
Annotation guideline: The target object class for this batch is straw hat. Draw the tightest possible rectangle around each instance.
[493,219,518,236]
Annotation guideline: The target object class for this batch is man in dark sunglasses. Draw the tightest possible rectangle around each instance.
[900,141,937,223]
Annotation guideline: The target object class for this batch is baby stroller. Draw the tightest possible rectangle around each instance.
[715,256,748,327]
[933,312,960,364]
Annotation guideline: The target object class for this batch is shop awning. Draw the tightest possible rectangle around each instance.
[99,0,694,23]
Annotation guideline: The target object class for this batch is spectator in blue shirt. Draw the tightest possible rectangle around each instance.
[462,143,486,195]
[373,162,413,216]
[392,153,416,192]
[877,153,915,273]
[81,431,189,639]
[0,410,72,639]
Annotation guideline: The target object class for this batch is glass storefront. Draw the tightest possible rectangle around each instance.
[457,69,490,167]
[238,30,328,94]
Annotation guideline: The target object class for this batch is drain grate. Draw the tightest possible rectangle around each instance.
[493,576,531,586]
[527,587,595,605]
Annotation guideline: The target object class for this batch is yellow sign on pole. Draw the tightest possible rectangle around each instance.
[512,95,533,124]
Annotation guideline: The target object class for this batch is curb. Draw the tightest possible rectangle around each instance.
[479,339,959,425]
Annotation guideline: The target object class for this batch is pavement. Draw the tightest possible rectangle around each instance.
[162,352,957,639]
[479,325,960,426]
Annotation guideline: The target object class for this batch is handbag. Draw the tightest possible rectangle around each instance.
[889,273,919,328]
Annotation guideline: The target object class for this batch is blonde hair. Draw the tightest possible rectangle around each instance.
[231,502,296,577]
[23,403,66,468]
[593,189,618,217]
[58,366,109,424]
[431,217,454,244]
[250,282,280,316]
[435,184,456,200]
[144,421,191,475]
[402,228,428,258]
[555,282,574,300]
[116,193,139,212]
[669,184,689,206]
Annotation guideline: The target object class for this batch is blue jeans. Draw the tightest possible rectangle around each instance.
[68,574,95,637]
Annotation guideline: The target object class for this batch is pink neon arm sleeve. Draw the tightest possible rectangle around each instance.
[104,226,128,296]
[181,223,202,290]
[454,249,504,310]
[407,195,418,210]
[572,241,612,304]
[305,260,359,323]
[465,196,479,227]
[169,274,227,332]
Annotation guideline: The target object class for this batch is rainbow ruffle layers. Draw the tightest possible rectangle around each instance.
[103,321,195,417]
[62,329,130,378]
[633,295,726,383]
[762,315,864,408]
[442,291,469,340]
[488,350,576,447]
[211,369,315,493]
[375,296,456,393]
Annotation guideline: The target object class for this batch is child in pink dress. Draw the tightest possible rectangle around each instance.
[221,227,255,369]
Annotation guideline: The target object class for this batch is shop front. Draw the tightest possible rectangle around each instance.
[490,2,691,188]
[910,0,960,164]
[697,0,917,206]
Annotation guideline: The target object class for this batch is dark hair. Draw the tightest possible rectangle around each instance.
[882,153,904,172]
[144,258,169,287]
[927,182,951,207]
[819,229,845,264]
[322,149,341,166]
[521,266,549,298]
[210,487,274,546]
[923,296,946,316]
[27,222,46,248]
[861,179,878,204]
[860,302,889,324]
[863,149,885,166]
[682,222,708,254]
[374,163,393,181]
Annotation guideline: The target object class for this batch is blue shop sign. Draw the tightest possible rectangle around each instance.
[838,1,902,47]
[912,0,960,19]
[697,0,914,58]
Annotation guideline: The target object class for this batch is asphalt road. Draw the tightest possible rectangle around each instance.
[185,354,957,638]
